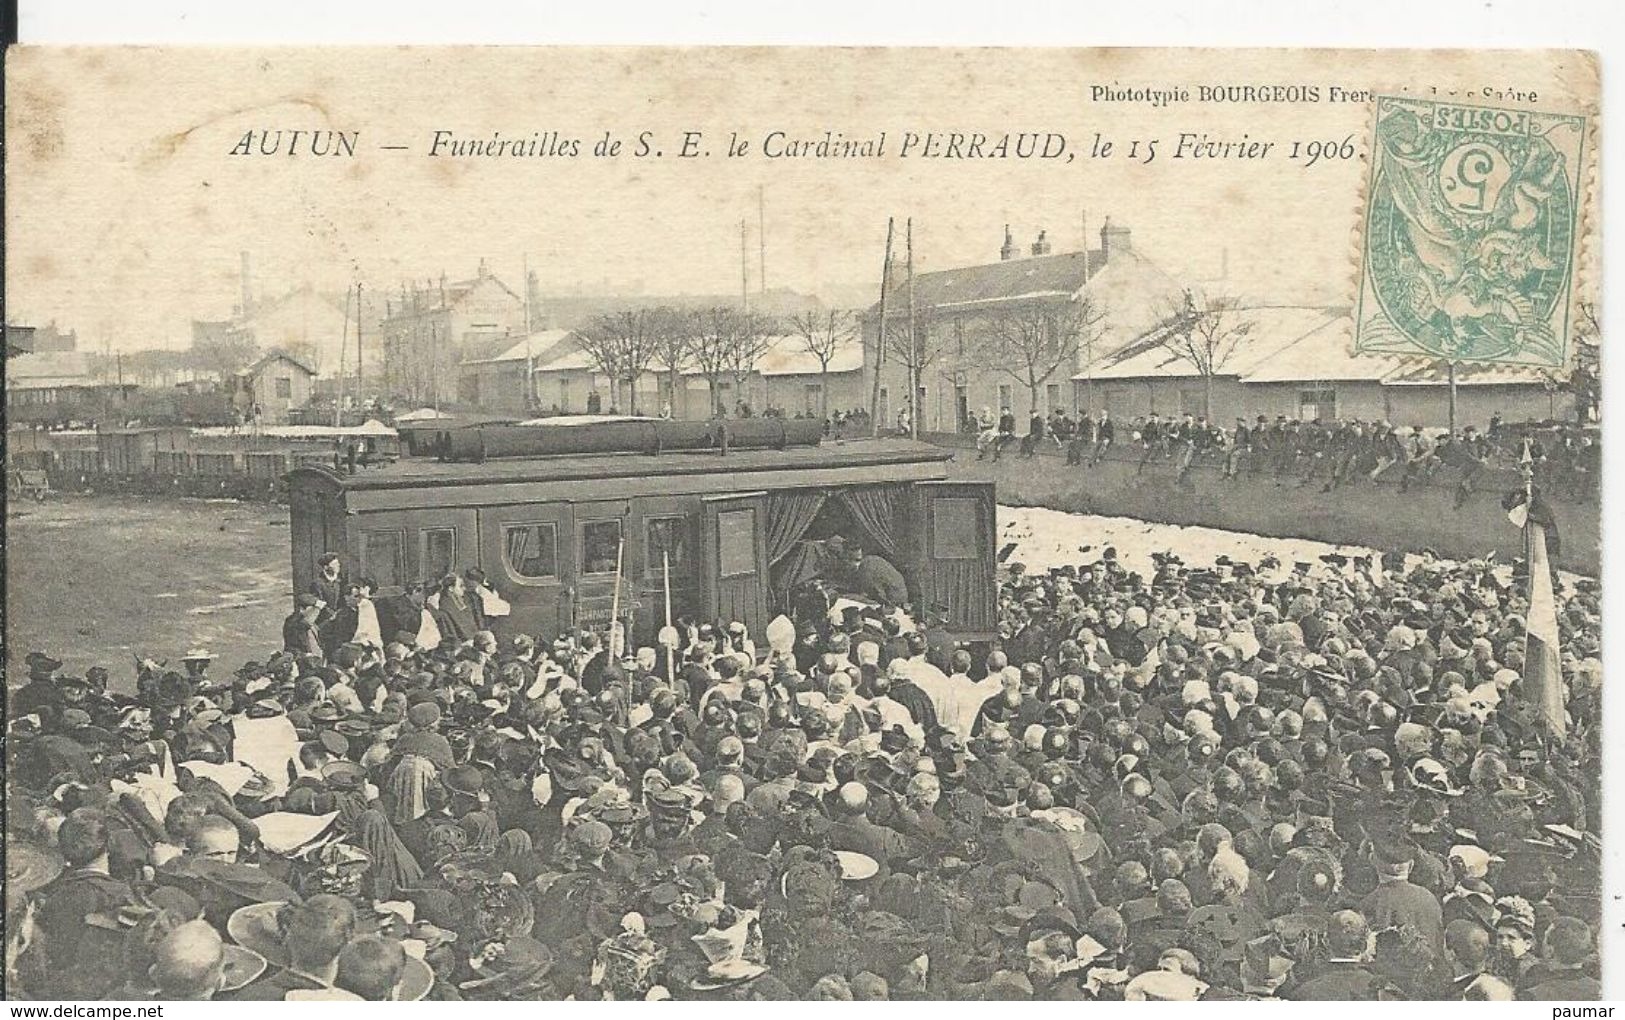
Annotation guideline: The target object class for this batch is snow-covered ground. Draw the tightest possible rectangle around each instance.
[997,504,1380,580]
[998,504,1586,589]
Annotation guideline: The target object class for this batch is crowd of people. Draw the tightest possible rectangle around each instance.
[6,533,1602,1001]
[970,407,1600,506]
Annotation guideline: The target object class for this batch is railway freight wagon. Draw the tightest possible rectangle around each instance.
[5,423,401,498]
[286,421,997,648]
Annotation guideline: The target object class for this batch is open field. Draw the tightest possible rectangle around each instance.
[5,495,292,690]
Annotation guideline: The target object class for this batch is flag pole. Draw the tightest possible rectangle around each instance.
[609,532,625,657]
[664,550,676,682]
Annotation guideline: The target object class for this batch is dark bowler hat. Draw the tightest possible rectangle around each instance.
[26,652,63,677]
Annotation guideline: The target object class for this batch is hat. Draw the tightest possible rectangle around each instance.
[444,765,485,798]
[182,648,214,662]
[568,819,614,855]
[407,702,442,729]
[316,730,349,757]
[334,718,374,738]
[26,652,63,676]
[321,760,365,789]
[295,593,323,609]
[245,698,285,719]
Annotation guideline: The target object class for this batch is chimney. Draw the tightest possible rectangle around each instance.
[239,251,254,319]
[1099,217,1132,261]
[1030,229,1051,257]
[1000,224,1018,262]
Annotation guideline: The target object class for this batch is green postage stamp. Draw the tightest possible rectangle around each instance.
[1354,95,1589,368]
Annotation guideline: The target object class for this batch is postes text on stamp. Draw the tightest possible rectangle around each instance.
[1354,95,1588,368]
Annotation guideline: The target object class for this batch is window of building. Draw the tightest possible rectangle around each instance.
[1046,383,1062,413]
[559,378,571,412]
[804,383,822,415]
[877,387,889,424]
[275,377,292,399]
[1180,389,1206,417]
[645,516,692,579]
[998,384,1012,410]
[502,522,558,581]
[580,519,622,575]
[421,528,457,582]
[362,530,405,589]
[1299,385,1336,421]
[717,508,758,578]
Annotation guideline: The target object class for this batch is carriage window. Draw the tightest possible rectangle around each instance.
[362,530,405,588]
[420,528,456,581]
[581,520,622,576]
[503,523,558,580]
[646,516,692,579]
[930,498,980,560]
[717,508,758,578]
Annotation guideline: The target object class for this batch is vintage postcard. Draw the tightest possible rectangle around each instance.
[3,47,1603,1002]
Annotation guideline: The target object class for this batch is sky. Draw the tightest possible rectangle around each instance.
[6,47,1598,352]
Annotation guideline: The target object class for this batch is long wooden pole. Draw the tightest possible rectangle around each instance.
[907,217,919,439]
[868,218,895,437]
[609,531,626,657]
[336,287,351,427]
[355,282,364,400]
[664,550,676,682]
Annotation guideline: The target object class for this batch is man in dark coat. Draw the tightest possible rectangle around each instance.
[24,808,135,999]
[311,553,345,628]
[282,595,324,658]
[13,652,67,719]
[1286,910,1400,1000]
[850,545,910,607]
[1518,917,1601,1000]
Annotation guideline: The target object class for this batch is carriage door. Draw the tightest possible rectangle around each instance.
[916,481,997,639]
[702,492,769,639]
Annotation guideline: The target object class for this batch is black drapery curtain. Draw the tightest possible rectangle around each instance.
[838,485,905,561]
[765,491,828,566]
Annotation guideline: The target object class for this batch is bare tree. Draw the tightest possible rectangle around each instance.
[726,311,775,414]
[189,330,260,382]
[1151,288,1255,419]
[788,308,857,418]
[577,308,667,414]
[681,307,770,417]
[976,296,1106,416]
[874,310,947,431]
[646,306,690,417]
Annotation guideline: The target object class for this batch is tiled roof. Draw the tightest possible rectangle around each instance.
[872,250,1103,315]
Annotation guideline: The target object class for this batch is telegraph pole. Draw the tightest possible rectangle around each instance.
[907,217,919,439]
[758,185,767,296]
[869,218,895,437]
[740,219,750,310]
[355,282,364,402]
[524,254,534,412]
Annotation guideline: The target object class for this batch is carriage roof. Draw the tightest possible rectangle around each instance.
[286,437,953,495]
